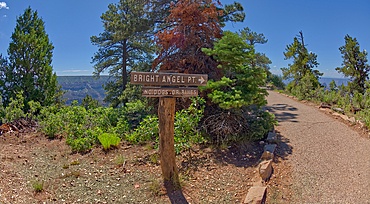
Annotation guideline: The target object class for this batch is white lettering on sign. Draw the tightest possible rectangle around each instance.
[142,88,198,97]
[131,72,207,86]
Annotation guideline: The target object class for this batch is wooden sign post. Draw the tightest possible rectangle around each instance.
[131,71,207,184]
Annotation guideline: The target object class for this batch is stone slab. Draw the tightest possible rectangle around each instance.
[348,117,356,123]
[357,120,365,128]
[266,132,277,143]
[259,159,273,181]
[326,109,333,114]
[340,114,349,121]
[243,186,267,204]
[332,112,341,117]
[261,144,277,160]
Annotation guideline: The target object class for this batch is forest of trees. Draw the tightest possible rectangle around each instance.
[280,31,370,128]
[0,0,369,172]
[0,0,276,148]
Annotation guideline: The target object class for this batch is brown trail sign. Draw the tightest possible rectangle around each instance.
[130,71,208,184]
[131,72,208,86]
[142,87,199,97]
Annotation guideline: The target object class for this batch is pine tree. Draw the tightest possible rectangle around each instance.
[218,1,245,27]
[0,54,7,98]
[91,0,155,107]
[4,7,63,110]
[201,31,270,142]
[202,31,267,109]
[335,34,370,94]
[152,0,224,80]
[281,31,322,87]
[239,27,272,79]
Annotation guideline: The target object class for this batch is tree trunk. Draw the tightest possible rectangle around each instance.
[158,97,179,184]
[122,39,127,92]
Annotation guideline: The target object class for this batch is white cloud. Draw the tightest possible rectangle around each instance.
[0,2,9,10]
[3,15,6,17]
[270,69,282,75]
[273,65,277,67]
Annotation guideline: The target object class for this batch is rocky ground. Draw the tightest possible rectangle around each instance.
[0,127,269,204]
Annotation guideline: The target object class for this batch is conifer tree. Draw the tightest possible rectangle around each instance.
[3,7,63,110]
[335,34,370,94]
[0,54,7,99]
[239,27,272,79]
[281,31,322,99]
[91,0,155,107]
[153,0,224,81]
[202,31,267,109]
[281,31,322,88]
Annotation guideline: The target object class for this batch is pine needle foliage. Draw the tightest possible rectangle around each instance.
[335,34,370,94]
[153,0,224,80]
[2,7,64,111]
[202,31,267,109]
[91,0,155,107]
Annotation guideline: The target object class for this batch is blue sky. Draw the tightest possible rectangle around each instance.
[0,0,369,77]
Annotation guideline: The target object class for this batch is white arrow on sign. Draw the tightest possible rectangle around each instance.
[198,76,205,84]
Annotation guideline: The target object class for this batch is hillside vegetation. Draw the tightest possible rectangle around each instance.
[57,76,109,106]
[279,33,370,128]
[0,2,276,157]
[2,1,369,198]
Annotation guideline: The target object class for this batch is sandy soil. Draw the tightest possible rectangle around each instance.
[0,128,265,203]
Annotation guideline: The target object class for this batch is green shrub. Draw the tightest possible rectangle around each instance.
[39,105,65,138]
[127,115,159,145]
[269,74,285,89]
[66,135,95,152]
[247,111,277,141]
[203,105,277,144]
[39,100,127,151]
[26,100,41,121]
[126,97,205,154]
[81,94,101,110]
[286,81,294,93]
[359,110,370,128]
[173,97,205,154]
[98,133,121,150]
[2,91,25,123]
[120,100,152,128]
[112,119,130,138]
[38,99,150,152]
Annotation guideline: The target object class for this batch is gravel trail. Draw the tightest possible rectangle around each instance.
[266,90,370,203]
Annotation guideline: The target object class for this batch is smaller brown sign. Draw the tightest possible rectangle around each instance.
[142,87,199,97]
